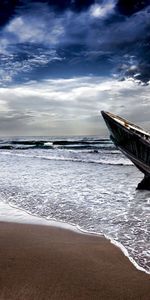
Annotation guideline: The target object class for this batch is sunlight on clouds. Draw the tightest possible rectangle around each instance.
[0,99,9,113]
[0,76,150,135]
[90,1,116,18]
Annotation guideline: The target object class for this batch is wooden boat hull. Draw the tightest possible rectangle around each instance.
[101,111,150,189]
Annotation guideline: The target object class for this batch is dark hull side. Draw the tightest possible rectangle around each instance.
[101,111,150,177]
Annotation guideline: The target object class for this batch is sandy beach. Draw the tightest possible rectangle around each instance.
[0,221,149,300]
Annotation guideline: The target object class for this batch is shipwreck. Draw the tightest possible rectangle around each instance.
[101,111,150,190]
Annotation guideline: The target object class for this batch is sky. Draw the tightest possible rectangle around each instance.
[0,0,150,136]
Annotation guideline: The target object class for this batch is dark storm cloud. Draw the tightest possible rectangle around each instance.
[0,0,95,27]
[116,0,150,16]
[0,0,150,84]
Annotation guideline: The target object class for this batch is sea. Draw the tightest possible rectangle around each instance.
[0,136,149,274]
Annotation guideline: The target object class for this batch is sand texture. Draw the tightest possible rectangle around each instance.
[0,221,149,300]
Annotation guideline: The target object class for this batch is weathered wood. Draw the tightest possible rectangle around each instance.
[101,111,150,189]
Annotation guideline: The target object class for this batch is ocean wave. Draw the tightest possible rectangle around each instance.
[0,144,115,151]
[0,138,114,151]
[39,156,132,166]
[0,151,132,166]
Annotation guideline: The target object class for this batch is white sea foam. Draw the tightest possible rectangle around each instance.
[77,226,150,275]
[0,150,132,166]
[0,139,149,273]
[0,200,149,275]
[44,142,53,147]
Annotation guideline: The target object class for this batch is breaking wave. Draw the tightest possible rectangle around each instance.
[0,136,132,167]
[0,137,114,151]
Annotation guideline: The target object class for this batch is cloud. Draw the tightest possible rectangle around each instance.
[2,1,116,49]
[0,0,150,86]
[5,9,64,46]
[90,0,116,18]
[0,76,150,136]
[0,45,62,86]
[1,1,150,136]
[116,0,150,16]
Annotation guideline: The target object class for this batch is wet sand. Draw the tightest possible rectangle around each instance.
[0,221,149,300]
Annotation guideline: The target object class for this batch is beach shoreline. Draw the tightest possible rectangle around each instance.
[0,199,149,276]
[0,220,149,300]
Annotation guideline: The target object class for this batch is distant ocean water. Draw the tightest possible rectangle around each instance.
[0,136,149,273]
